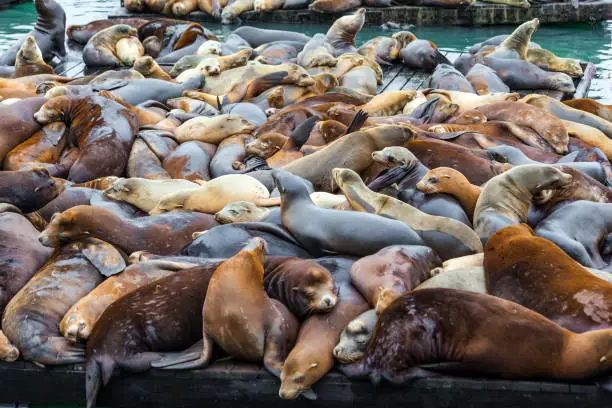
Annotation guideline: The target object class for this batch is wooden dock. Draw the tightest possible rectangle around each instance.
[109,1,612,26]
[0,361,610,408]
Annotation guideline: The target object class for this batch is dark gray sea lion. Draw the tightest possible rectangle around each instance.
[232,26,310,48]
[0,0,66,65]
[110,75,203,105]
[400,40,450,73]
[428,64,475,93]
[272,169,425,257]
[0,168,64,213]
[465,63,510,95]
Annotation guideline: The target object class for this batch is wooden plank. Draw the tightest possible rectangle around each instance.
[384,66,416,92]
[377,64,403,93]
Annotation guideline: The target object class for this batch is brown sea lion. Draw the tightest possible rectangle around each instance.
[252,73,338,111]
[485,224,612,332]
[0,168,63,212]
[473,164,572,242]
[127,138,170,180]
[0,97,45,162]
[72,176,121,190]
[265,116,318,167]
[3,122,67,174]
[326,8,365,56]
[67,18,148,44]
[339,288,612,388]
[161,141,212,181]
[85,262,222,408]
[0,74,71,93]
[162,0,199,15]
[310,0,361,12]
[33,95,138,183]
[60,259,198,343]
[358,34,411,66]
[133,56,175,81]
[2,238,125,365]
[349,245,441,314]
[563,99,612,123]
[14,36,54,77]
[83,25,140,67]
[151,238,299,376]
[38,205,219,255]
[417,167,482,220]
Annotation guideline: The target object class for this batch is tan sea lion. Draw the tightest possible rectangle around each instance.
[103,178,199,213]
[326,8,365,56]
[297,34,337,69]
[361,90,417,116]
[221,0,255,24]
[83,25,140,67]
[254,0,284,11]
[309,0,361,12]
[151,238,299,376]
[358,35,407,66]
[562,120,612,159]
[428,90,519,113]
[0,330,19,362]
[415,266,487,293]
[473,164,572,243]
[14,36,54,77]
[174,114,256,144]
[115,36,144,66]
[332,168,484,259]
[175,49,253,80]
[563,98,612,123]
[162,0,199,15]
[133,56,175,81]
[149,174,270,214]
[526,48,583,78]
[417,167,482,221]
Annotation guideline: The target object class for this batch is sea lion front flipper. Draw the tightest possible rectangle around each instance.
[345,110,369,135]
[383,366,442,385]
[81,238,127,277]
[151,337,213,370]
[430,45,451,67]
[91,79,128,92]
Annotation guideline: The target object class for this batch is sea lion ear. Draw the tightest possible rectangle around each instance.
[81,238,126,277]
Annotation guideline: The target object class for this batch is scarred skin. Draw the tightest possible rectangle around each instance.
[339,288,612,386]
[33,95,138,183]
[38,205,220,255]
[485,224,612,333]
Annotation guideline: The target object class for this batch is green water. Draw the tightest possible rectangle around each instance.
[0,0,610,101]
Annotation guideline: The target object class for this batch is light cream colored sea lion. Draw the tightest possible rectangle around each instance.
[254,0,284,11]
[15,36,54,77]
[416,267,487,293]
[103,178,200,213]
[427,90,520,114]
[196,40,222,56]
[333,168,484,259]
[221,0,254,24]
[176,49,253,80]
[115,36,144,66]
[562,120,612,160]
[297,34,337,69]
[133,56,174,81]
[360,90,417,116]
[0,330,19,362]
[174,114,257,144]
[149,174,270,214]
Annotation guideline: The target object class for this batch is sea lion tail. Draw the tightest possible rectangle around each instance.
[86,357,116,408]
[345,110,369,135]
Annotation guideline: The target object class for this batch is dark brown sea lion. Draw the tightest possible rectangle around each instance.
[14,36,54,77]
[0,0,66,65]
[67,18,148,44]
[33,95,138,183]
[2,238,125,365]
[400,39,450,73]
[151,238,299,377]
[428,64,475,93]
[0,168,63,212]
[38,205,219,255]
[85,262,222,408]
[0,97,45,162]
[349,245,441,313]
[485,224,612,332]
[339,288,612,388]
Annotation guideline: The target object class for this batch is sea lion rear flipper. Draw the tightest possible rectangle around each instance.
[556,150,581,163]
[91,79,128,92]
[345,110,369,135]
[151,337,213,370]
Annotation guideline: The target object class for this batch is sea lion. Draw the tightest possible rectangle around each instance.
[400,39,450,73]
[417,167,482,220]
[563,99,612,123]
[339,288,612,387]
[282,125,418,192]
[522,94,612,139]
[415,266,487,293]
[103,178,199,213]
[484,19,538,60]
[485,224,612,332]
[465,63,510,95]
[332,168,483,259]
[0,0,66,65]
[175,49,252,80]
[0,210,54,320]
[358,35,409,66]
[215,201,273,223]
[72,176,122,191]
[349,245,440,313]
[0,168,63,212]
[231,26,310,48]
[0,97,46,162]
[526,48,583,78]
[14,36,54,77]
[428,90,519,114]
[162,0,200,15]
[473,165,572,243]
[85,262,221,408]
[562,120,612,159]
[3,122,67,175]
[326,8,365,56]
[474,101,569,154]
[174,115,256,144]
[297,34,337,69]
[66,18,148,44]
[2,238,125,365]
[133,56,174,81]
[111,75,203,105]
[332,309,377,364]
[279,259,369,400]
[310,0,361,12]
[534,201,612,271]
[115,36,144,66]
[272,169,425,257]
[162,141,213,181]
[126,138,170,180]
[220,0,255,24]
[33,95,138,183]
[428,64,475,93]
[60,259,198,343]
[152,238,299,376]
[149,174,270,214]
[38,205,219,255]
[83,25,140,67]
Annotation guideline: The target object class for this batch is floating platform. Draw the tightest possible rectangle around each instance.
[109,1,612,26]
[0,361,611,407]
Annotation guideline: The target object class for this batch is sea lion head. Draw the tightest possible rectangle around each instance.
[197,40,222,56]
[110,24,138,39]
[199,58,221,76]
[333,311,376,364]
[290,260,338,314]
[36,80,57,95]
[511,164,573,193]
[246,133,285,158]
[124,0,145,11]
[549,72,576,94]
[417,167,467,194]
[279,359,319,401]
[391,31,417,48]
[562,59,584,78]
[16,36,43,65]
[143,36,161,58]
[133,56,157,76]
[312,72,339,91]
[38,206,90,247]
[172,1,191,16]
[331,167,362,192]
[146,0,165,12]
[287,67,316,87]
[34,96,69,124]
[271,169,312,200]
[371,146,418,169]
[215,201,270,224]
[102,178,134,202]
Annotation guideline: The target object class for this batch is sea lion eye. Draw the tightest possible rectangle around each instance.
[428,177,439,183]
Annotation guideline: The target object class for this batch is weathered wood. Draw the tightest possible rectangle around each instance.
[0,361,609,408]
[574,62,597,99]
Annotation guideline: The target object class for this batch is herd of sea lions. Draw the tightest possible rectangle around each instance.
[0,1,611,407]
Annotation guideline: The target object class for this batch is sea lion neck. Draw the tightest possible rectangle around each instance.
[74,207,136,252]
